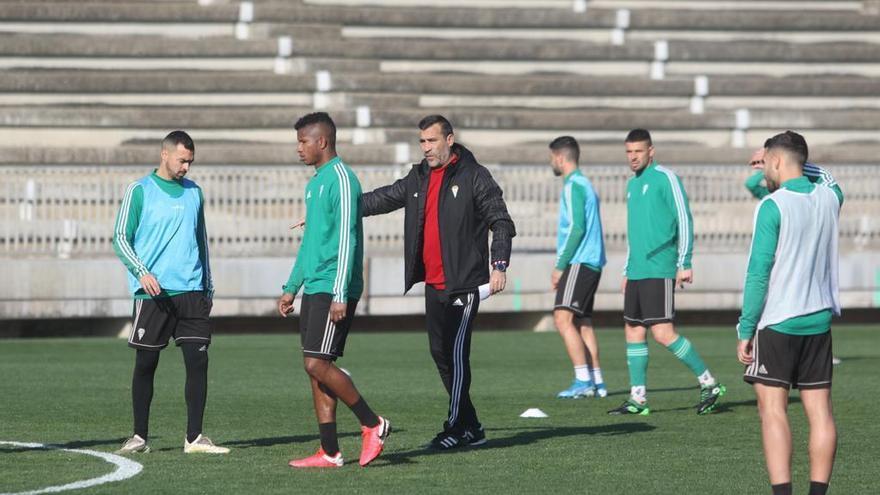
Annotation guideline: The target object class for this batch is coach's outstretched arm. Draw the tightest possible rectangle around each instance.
[360,174,410,217]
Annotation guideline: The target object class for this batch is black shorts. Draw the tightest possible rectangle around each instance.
[128,292,212,350]
[300,293,358,360]
[623,278,674,326]
[743,328,832,390]
[554,264,601,318]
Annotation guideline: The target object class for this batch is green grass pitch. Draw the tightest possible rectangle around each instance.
[1,325,877,494]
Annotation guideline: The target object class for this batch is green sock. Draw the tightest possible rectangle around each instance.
[626,342,649,388]
[666,336,708,378]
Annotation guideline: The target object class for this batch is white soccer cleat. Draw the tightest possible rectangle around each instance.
[116,434,150,454]
[184,434,230,454]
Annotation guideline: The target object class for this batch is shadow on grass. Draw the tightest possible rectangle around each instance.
[375,422,655,467]
[652,396,801,414]
[605,385,699,398]
[221,431,363,450]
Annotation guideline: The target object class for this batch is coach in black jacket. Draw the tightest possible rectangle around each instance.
[362,115,516,450]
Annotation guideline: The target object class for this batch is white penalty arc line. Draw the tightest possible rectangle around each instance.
[0,441,142,495]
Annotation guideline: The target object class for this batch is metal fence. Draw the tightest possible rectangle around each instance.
[2,164,878,258]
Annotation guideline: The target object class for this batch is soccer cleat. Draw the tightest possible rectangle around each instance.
[184,434,230,454]
[607,399,650,416]
[359,416,390,467]
[115,434,150,454]
[427,430,465,450]
[832,356,842,366]
[595,383,608,398]
[462,426,487,447]
[556,379,595,399]
[289,448,343,468]
[696,383,726,415]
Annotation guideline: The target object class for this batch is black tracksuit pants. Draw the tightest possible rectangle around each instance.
[425,284,481,433]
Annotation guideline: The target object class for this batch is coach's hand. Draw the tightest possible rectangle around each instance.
[737,338,754,365]
[676,269,693,289]
[490,269,506,295]
[139,273,162,297]
[278,293,295,317]
[621,277,627,294]
[329,302,347,323]
[551,269,563,290]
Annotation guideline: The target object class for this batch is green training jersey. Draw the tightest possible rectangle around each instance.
[283,157,364,303]
[625,162,694,280]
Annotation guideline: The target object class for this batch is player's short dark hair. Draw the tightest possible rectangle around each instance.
[418,114,454,137]
[765,130,808,167]
[549,135,580,164]
[625,128,652,146]
[162,130,194,152]
[294,112,337,147]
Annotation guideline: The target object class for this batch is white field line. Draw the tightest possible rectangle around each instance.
[0,441,142,495]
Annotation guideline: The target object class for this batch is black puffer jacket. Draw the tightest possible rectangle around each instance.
[361,143,516,294]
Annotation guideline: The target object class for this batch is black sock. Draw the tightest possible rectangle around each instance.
[808,481,829,495]
[771,482,792,495]
[132,350,160,439]
[318,423,339,456]
[350,397,379,428]
[181,343,209,443]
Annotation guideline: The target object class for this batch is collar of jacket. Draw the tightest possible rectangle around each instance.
[415,143,476,177]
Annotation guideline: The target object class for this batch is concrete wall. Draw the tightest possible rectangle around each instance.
[2,251,878,320]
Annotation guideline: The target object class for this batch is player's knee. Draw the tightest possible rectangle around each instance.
[134,350,160,375]
[303,357,329,377]
[181,343,208,371]
[651,327,677,346]
[553,310,573,329]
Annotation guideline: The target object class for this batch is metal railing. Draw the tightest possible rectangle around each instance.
[2,164,878,258]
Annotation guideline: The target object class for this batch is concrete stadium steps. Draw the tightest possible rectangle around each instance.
[4,2,876,31]
[5,70,880,111]
[5,70,879,98]
[6,104,880,133]
[6,33,880,77]
[6,34,880,63]
[310,0,861,11]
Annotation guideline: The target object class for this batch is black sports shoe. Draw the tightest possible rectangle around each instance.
[696,383,726,415]
[426,430,465,450]
[462,426,487,447]
[606,399,650,416]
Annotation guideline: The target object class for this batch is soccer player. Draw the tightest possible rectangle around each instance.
[737,131,842,495]
[745,141,844,369]
[608,129,725,416]
[112,130,228,454]
[361,115,516,450]
[278,112,389,468]
[547,136,607,399]
[745,142,841,202]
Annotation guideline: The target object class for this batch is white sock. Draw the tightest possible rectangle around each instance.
[630,386,647,404]
[698,370,716,387]
[574,365,591,382]
[591,367,604,385]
